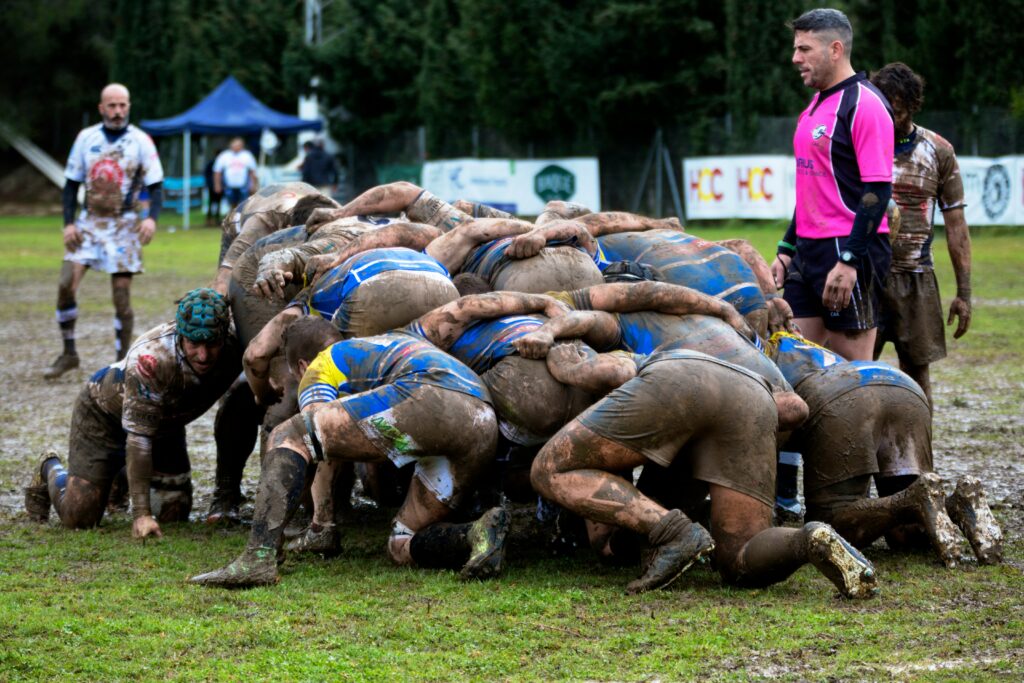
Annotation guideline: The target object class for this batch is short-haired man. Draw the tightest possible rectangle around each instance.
[25,289,241,540]
[213,137,258,211]
[770,8,895,361]
[870,62,972,405]
[45,83,165,378]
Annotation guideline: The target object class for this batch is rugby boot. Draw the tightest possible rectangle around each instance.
[625,509,714,595]
[205,488,243,526]
[43,353,79,380]
[24,452,60,522]
[285,523,342,557]
[946,476,1003,565]
[460,506,511,580]
[906,473,962,568]
[187,547,279,588]
[805,522,878,599]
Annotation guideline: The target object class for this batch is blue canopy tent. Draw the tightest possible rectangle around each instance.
[141,76,322,228]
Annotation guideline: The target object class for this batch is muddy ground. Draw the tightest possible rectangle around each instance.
[0,272,1022,565]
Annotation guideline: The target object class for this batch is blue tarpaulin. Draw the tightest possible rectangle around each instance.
[140,76,322,136]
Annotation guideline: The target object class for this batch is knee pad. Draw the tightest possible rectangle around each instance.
[151,472,193,522]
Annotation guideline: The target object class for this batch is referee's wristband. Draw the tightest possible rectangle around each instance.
[776,240,796,258]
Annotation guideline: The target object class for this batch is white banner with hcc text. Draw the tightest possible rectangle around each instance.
[421,158,600,216]
[683,155,1024,225]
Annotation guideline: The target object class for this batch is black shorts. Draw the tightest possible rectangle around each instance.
[783,233,891,332]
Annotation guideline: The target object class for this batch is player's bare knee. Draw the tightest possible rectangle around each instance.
[58,478,107,529]
[387,518,416,565]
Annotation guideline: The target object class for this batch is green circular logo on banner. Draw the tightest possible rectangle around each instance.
[534,164,576,201]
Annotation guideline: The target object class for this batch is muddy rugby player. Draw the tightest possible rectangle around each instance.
[46,83,165,378]
[870,62,973,407]
[26,289,240,538]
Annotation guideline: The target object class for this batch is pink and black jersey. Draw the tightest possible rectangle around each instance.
[793,72,894,239]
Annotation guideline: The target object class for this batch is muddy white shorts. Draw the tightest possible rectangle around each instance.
[65,211,143,274]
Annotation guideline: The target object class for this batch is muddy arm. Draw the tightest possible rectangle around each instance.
[513,310,620,359]
[774,390,809,431]
[244,306,303,405]
[330,181,425,220]
[944,207,972,338]
[304,222,443,285]
[453,200,516,219]
[507,220,597,259]
[535,200,593,226]
[415,292,568,349]
[578,212,682,237]
[584,282,754,340]
[425,218,536,273]
[545,344,638,394]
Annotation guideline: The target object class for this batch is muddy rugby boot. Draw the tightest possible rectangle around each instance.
[805,522,878,599]
[285,523,342,557]
[43,353,80,380]
[24,452,60,522]
[906,473,962,568]
[946,476,1004,565]
[626,509,714,595]
[205,490,243,526]
[460,507,511,581]
[188,547,279,588]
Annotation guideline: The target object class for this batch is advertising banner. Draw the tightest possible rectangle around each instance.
[683,156,794,220]
[685,154,1024,225]
[421,158,600,215]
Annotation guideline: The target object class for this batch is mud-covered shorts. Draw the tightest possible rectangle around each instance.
[65,211,143,274]
[577,356,779,506]
[304,385,497,507]
[67,387,190,487]
[491,247,604,294]
[783,233,891,331]
[875,269,947,365]
[481,355,593,446]
[332,270,459,337]
[406,190,473,233]
[790,384,932,494]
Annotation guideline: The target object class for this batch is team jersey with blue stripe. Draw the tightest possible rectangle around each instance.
[462,236,606,282]
[445,315,545,374]
[613,311,789,390]
[765,332,924,403]
[597,229,765,316]
[292,247,451,319]
[297,331,490,418]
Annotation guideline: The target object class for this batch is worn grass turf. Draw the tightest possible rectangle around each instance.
[1,215,1022,681]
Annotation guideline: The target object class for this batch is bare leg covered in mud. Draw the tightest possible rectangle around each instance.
[531,425,715,595]
[809,473,1002,567]
[190,388,505,588]
[533,424,878,599]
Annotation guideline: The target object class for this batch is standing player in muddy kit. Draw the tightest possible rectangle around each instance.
[25,289,241,539]
[528,343,878,599]
[770,8,894,362]
[45,83,165,379]
[764,331,1002,567]
[870,63,973,406]
[189,317,509,587]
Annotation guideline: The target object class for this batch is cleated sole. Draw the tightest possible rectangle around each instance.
[914,473,963,568]
[806,523,879,600]
[947,476,1003,565]
[460,507,511,581]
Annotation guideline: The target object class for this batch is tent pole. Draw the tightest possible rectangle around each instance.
[183,130,191,230]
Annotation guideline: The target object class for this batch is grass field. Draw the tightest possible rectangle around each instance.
[0,214,1022,681]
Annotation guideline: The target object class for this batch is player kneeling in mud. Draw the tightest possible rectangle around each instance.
[190,317,508,587]
[25,289,241,538]
[765,331,1002,567]
[530,343,880,599]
